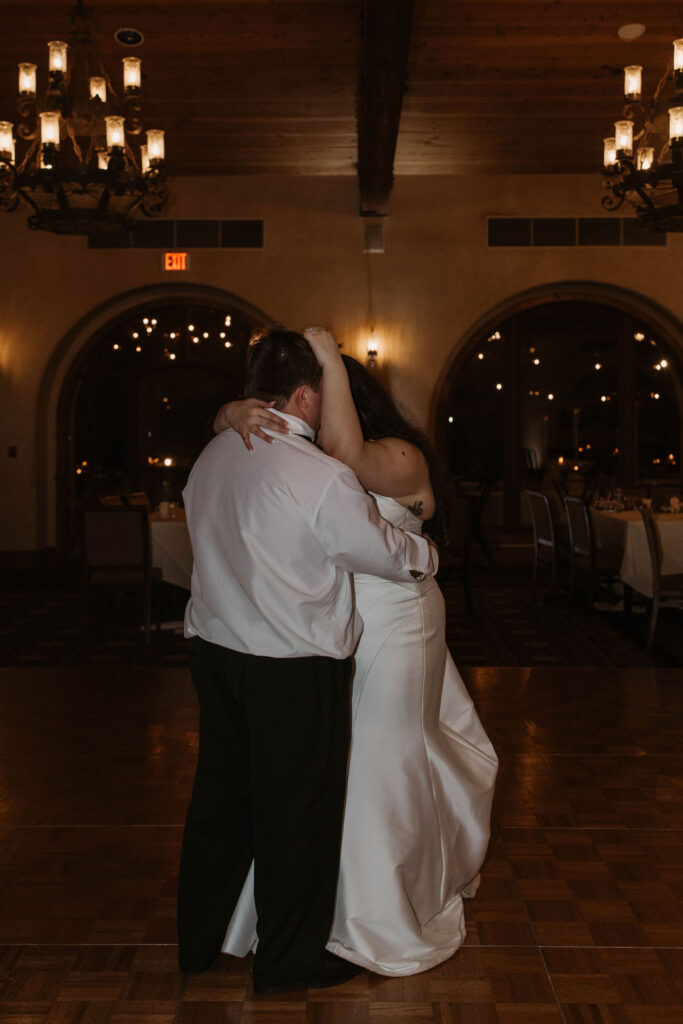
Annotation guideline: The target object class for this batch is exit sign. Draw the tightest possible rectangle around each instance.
[162,251,190,271]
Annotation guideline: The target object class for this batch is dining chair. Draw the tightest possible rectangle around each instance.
[525,490,559,596]
[439,494,474,615]
[563,495,622,608]
[639,505,683,651]
[82,505,162,647]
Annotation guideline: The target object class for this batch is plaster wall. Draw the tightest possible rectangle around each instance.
[1,172,681,550]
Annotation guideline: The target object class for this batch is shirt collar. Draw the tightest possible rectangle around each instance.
[270,410,317,442]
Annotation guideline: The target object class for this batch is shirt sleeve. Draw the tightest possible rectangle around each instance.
[311,468,439,582]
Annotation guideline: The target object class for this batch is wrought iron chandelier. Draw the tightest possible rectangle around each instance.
[0,0,169,235]
[602,38,683,231]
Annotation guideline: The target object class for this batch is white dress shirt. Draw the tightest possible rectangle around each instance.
[183,412,438,659]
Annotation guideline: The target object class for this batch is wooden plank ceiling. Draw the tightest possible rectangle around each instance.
[2,1,683,202]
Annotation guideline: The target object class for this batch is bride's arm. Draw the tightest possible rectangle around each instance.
[213,399,288,452]
[303,328,428,498]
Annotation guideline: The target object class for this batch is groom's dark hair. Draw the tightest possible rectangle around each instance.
[245,327,322,409]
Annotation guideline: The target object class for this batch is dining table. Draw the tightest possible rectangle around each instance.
[590,507,683,599]
[149,509,193,590]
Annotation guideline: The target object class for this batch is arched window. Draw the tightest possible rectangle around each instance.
[59,298,261,550]
[440,300,682,529]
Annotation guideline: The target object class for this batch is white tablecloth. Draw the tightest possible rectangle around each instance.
[591,509,683,598]
[150,514,193,590]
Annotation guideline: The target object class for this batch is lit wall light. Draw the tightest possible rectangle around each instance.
[532,358,540,365]
[188,323,195,331]
[660,358,668,367]
[477,352,484,360]
[634,331,645,341]
[495,382,503,390]
[224,341,232,349]
[448,416,454,423]
[594,362,602,370]
[547,393,554,400]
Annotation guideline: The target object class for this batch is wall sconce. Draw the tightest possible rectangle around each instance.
[367,346,378,368]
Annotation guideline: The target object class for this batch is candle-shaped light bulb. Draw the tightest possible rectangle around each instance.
[637,146,654,170]
[39,110,60,148]
[624,65,642,99]
[122,56,141,92]
[615,120,633,155]
[97,150,109,170]
[18,62,36,96]
[669,106,683,141]
[105,115,125,149]
[48,40,67,74]
[603,136,617,169]
[146,129,165,162]
[89,76,107,102]
[674,38,683,74]
[139,144,150,174]
[0,121,14,160]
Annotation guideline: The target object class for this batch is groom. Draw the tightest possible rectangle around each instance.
[177,327,437,994]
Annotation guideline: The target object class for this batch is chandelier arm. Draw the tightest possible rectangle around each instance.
[0,159,41,216]
[17,137,40,175]
[601,190,626,212]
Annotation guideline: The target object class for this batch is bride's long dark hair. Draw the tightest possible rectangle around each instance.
[342,356,449,543]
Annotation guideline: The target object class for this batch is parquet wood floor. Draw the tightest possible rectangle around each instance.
[1,665,682,1023]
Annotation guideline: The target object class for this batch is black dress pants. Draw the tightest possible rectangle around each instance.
[177,637,352,986]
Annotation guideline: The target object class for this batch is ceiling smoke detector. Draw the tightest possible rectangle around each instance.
[115,27,144,47]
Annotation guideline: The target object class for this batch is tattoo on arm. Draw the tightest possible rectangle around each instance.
[408,499,424,517]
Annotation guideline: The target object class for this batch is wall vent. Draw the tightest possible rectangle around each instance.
[487,217,666,248]
[89,219,264,250]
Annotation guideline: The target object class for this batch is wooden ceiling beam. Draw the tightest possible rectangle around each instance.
[357,0,415,216]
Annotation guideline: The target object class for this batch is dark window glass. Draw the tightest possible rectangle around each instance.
[88,225,130,249]
[578,218,620,246]
[130,219,175,248]
[221,220,264,248]
[622,218,667,246]
[532,218,576,246]
[176,220,220,247]
[488,218,531,247]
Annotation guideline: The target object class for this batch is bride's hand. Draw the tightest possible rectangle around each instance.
[213,399,288,452]
[303,327,342,367]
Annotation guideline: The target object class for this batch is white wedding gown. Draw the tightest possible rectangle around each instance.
[222,494,498,975]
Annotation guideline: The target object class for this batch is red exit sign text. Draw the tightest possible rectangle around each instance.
[162,251,190,271]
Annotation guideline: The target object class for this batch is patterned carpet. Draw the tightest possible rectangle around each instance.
[1,559,680,667]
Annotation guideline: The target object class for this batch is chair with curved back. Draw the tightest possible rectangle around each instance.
[525,490,559,596]
[639,505,683,650]
[563,495,622,608]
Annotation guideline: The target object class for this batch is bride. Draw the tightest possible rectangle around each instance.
[213,327,498,976]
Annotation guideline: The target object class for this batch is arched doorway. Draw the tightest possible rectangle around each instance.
[435,283,683,531]
[54,286,271,554]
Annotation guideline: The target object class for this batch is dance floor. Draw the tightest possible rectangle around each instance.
[1,664,682,1022]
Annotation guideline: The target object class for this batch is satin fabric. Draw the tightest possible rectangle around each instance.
[222,495,498,975]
